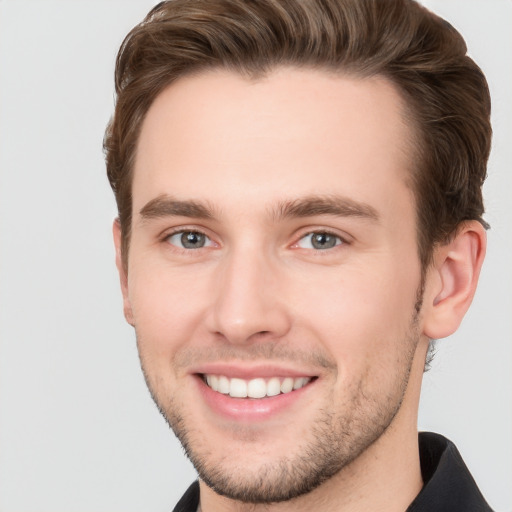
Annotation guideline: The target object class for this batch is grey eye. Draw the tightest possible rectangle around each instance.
[167,231,211,249]
[297,232,342,250]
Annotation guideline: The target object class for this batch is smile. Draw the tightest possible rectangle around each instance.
[203,374,313,399]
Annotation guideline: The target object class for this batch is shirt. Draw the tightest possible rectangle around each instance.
[172,432,493,511]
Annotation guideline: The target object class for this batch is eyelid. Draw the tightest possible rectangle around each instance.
[160,224,212,239]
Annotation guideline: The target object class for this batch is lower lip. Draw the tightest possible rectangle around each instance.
[195,376,315,422]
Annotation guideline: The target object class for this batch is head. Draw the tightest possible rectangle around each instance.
[104,0,490,505]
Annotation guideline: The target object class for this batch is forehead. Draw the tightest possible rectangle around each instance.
[133,67,415,218]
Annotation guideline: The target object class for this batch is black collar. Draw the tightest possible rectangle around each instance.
[173,432,492,511]
[407,432,492,511]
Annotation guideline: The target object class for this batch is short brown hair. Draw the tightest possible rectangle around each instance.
[104,0,491,269]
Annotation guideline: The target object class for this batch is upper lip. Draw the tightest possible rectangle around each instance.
[189,362,319,380]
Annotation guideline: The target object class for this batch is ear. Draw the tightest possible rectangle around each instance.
[113,219,135,326]
[422,221,487,340]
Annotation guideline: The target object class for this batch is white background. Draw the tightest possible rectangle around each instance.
[0,1,510,510]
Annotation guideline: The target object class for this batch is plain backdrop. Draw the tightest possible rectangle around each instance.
[0,1,510,511]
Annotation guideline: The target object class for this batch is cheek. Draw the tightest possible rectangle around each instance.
[291,262,420,370]
[127,260,212,356]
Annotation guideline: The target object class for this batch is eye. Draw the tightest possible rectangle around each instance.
[296,232,343,250]
[166,230,213,249]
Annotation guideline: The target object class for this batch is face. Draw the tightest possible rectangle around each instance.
[119,68,428,502]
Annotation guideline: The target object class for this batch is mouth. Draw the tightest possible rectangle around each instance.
[201,374,314,399]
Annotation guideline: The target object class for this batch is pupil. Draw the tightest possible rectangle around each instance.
[181,232,205,248]
[312,233,336,249]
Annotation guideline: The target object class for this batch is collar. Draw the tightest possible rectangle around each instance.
[407,432,492,511]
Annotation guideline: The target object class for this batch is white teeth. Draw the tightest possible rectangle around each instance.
[206,375,219,391]
[229,378,247,398]
[267,377,281,397]
[247,378,267,398]
[280,377,294,394]
[204,374,312,398]
[218,375,230,394]
[293,377,307,390]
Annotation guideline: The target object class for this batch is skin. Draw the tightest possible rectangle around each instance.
[114,68,486,511]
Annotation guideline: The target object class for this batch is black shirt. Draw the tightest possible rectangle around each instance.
[173,432,493,511]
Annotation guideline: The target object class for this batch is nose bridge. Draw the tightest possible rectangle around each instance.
[209,242,290,344]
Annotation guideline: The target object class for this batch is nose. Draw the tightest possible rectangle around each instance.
[205,248,292,345]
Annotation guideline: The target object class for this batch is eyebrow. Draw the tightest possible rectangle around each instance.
[138,193,379,224]
[272,195,380,222]
[139,194,217,221]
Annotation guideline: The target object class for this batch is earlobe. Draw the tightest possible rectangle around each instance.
[113,219,135,326]
[423,221,486,340]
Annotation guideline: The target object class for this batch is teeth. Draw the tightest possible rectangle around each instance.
[204,374,312,398]
[280,377,294,393]
[218,375,230,394]
[293,377,308,390]
[247,378,267,398]
[267,377,281,397]
[206,375,219,391]
[230,378,247,398]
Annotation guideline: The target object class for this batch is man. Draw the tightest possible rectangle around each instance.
[104,0,492,510]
